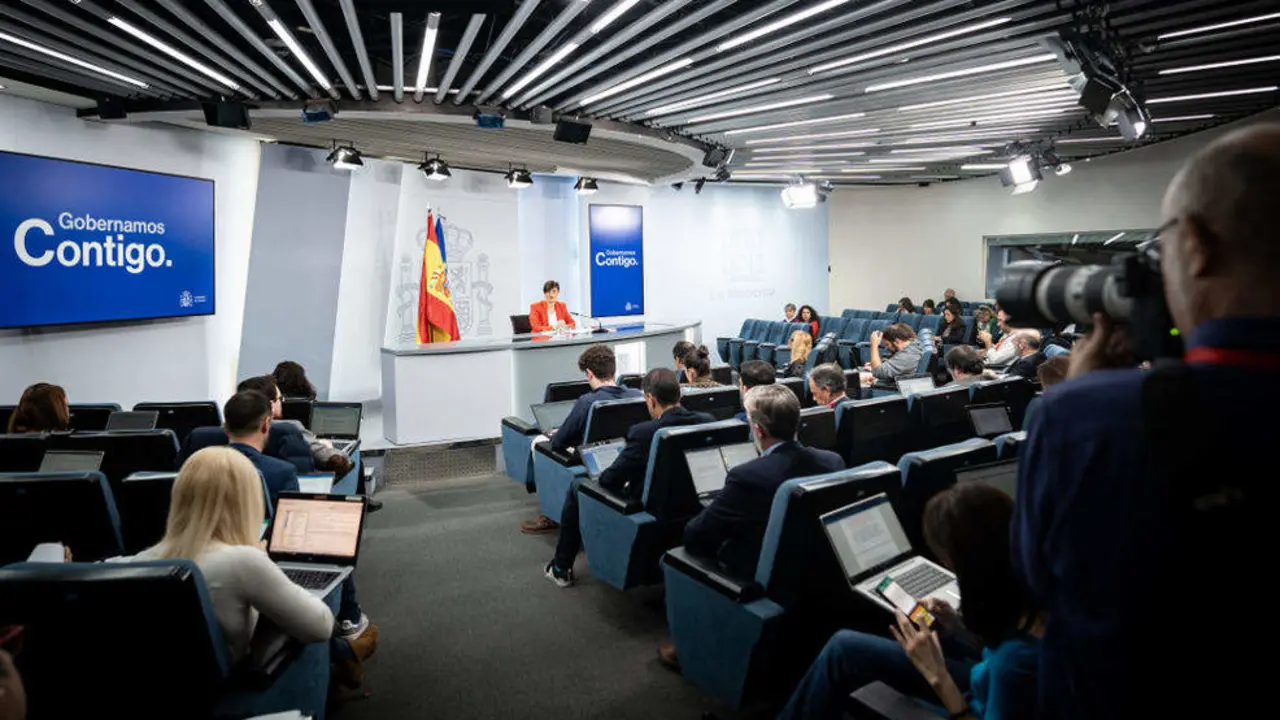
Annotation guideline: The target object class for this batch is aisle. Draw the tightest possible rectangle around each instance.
[331,473,711,720]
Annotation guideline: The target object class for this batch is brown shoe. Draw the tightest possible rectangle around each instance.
[520,515,560,534]
[324,453,355,476]
[348,623,379,663]
[657,641,681,673]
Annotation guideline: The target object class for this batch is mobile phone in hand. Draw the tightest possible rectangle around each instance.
[877,577,935,629]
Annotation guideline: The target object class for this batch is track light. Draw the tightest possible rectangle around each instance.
[694,178,706,195]
[575,177,599,195]
[0,30,149,89]
[327,143,364,171]
[1000,156,1041,195]
[415,13,442,101]
[1117,104,1149,140]
[1055,163,1073,176]
[505,166,533,189]
[418,154,451,181]
[781,182,821,209]
[267,18,331,91]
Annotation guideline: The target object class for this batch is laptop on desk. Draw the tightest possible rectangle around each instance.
[531,401,576,435]
[955,459,1018,500]
[267,493,367,598]
[309,403,362,453]
[968,403,1013,439]
[683,442,760,506]
[896,376,936,397]
[580,439,627,480]
[38,450,104,473]
[821,493,960,615]
[105,410,159,431]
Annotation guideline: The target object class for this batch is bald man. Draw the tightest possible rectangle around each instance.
[1012,124,1280,719]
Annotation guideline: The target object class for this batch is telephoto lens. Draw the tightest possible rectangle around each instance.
[997,261,1132,328]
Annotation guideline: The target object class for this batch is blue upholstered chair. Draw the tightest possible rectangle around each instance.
[0,471,123,565]
[576,420,749,590]
[897,438,997,551]
[797,406,838,452]
[854,309,877,319]
[918,315,942,336]
[835,396,912,467]
[1045,343,1071,359]
[969,376,1037,431]
[68,403,122,431]
[841,309,858,320]
[994,430,1027,460]
[46,429,180,494]
[907,386,974,451]
[531,398,649,522]
[680,386,742,421]
[500,416,539,485]
[778,377,806,405]
[885,303,898,312]
[663,462,902,710]
[718,319,756,367]
[118,471,178,554]
[837,319,870,367]
[744,321,782,364]
[818,315,846,340]
[133,401,221,446]
[0,560,336,718]
[898,313,923,332]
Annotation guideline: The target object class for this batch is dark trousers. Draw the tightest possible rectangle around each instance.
[553,477,587,568]
[338,577,361,624]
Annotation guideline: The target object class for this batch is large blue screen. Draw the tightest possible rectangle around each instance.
[0,151,215,329]
[588,204,644,317]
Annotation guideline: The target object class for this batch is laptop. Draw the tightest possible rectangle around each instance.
[531,401,576,434]
[896,376,937,397]
[105,410,159,431]
[580,439,626,480]
[955,459,1019,500]
[683,442,760,504]
[309,402,362,453]
[38,450,104,472]
[267,493,367,598]
[968,403,1013,439]
[821,493,960,615]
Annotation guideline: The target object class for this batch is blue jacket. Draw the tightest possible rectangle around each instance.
[598,405,715,501]
[177,423,313,475]
[230,442,299,507]
[551,383,643,453]
[684,440,843,577]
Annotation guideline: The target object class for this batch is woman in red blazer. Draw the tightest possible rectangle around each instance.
[529,280,576,333]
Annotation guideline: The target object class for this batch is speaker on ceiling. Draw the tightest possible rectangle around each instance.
[554,119,592,144]
[702,146,734,168]
[201,102,251,130]
[530,106,555,125]
[97,97,127,120]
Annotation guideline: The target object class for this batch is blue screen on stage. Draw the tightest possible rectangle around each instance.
[0,151,215,329]
[588,204,644,317]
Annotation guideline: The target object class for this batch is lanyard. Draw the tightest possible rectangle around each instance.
[1184,347,1280,371]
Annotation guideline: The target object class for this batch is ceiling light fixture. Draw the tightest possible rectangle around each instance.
[686,94,834,123]
[745,151,867,161]
[1159,54,1280,75]
[1000,155,1041,195]
[895,128,1044,145]
[580,56,694,105]
[1055,137,1123,143]
[1104,232,1126,245]
[645,78,782,116]
[575,176,599,195]
[1054,163,1073,176]
[327,143,364,171]
[896,83,1075,111]
[505,166,534,189]
[960,164,1009,170]
[908,106,1075,130]
[1157,12,1280,41]
[590,0,642,34]
[0,30,149,89]
[865,54,1058,93]
[1151,114,1215,123]
[890,146,991,155]
[1146,86,1279,104]
[841,166,927,172]
[504,42,580,99]
[418,153,451,181]
[724,111,867,136]
[415,12,441,100]
[743,127,881,144]
[108,17,239,90]
[268,17,332,91]
[718,0,850,52]
[780,181,823,209]
[810,17,1014,74]
[751,142,877,153]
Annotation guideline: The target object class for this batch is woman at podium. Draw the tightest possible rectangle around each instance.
[529,280,576,333]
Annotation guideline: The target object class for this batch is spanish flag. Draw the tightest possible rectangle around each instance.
[416,212,461,343]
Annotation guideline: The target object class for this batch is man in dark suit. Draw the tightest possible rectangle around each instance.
[543,368,713,587]
[224,390,299,508]
[1005,331,1047,380]
[734,360,776,422]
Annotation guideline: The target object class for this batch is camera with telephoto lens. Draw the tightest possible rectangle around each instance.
[995,246,1182,361]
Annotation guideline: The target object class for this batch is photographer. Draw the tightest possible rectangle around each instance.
[1011,124,1279,719]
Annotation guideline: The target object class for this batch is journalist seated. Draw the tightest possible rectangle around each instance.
[239,373,353,475]
[6,382,69,433]
[944,346,997,387]
[1003,332,1046,381]
[542,368,713,588]
[809,363,849,408]
[734,360,776,422]
[224,390,300,507]
[864,324,923,385]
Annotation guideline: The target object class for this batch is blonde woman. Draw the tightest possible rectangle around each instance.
[780,331,813,378]
[111,447,334,660]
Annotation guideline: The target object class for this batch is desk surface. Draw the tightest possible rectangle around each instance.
[381,321,699,356]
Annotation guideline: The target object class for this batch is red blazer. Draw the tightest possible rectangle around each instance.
[529,301,575,332]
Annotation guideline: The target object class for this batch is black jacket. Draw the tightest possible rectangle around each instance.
[684,441,844,577]
[551,384,642,453]
[938,321,968,345]
[599,405,715,500]
[1007,351,1047,380]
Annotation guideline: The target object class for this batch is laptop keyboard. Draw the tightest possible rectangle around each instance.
[893,563,953,598]
[283,568,342,590]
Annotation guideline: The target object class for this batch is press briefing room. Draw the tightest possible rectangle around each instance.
[0,1,1274,718]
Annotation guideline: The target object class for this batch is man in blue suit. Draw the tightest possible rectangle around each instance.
[224,390,299,507]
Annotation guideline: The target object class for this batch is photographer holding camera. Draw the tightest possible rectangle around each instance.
[1009,124,1278,719]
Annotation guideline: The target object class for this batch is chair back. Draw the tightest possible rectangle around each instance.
[0,404,14,426]
[642,420,750,519]
[0,471,123,564]
[133,402,220,446]
[280,397,313,428]
[711,365,733,385]
[840,318,869,343]
[836,396,912,466]
[680,386,742,421]
[853,309,877,319]
[46,430,181,491]
[584,398,650,444]
[510,314,533,334]
[118,471,179,554]
[897,438,998,551]
[1044,343,1071,359]
[0,432,50,472]
[618,373,644,390]
[544,380,592,403]
[0,560,230,717]
[841,309,858,320]
[778,377,805,404]
[969,376,1037,431]
[797,407,838,452]
[818,316,846,338]
[918,315,942,335]
[995,430,1027,460]
[909,386,974,450]
[884,303,898,313]
[68,403,121,431]
[898,313,923,332]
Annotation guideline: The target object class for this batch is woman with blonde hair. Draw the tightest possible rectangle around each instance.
[112,447,334,660]
[780,331,813,378]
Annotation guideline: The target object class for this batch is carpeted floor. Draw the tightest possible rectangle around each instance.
[330,471,718,720]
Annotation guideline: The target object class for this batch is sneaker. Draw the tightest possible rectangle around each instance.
[338,612,369,640]
[543,560,575,588]
[520,515,560,535]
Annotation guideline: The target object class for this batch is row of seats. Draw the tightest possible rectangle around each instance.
[718,311,955,371]
[0,401,220,445]
[0,429,180,491]
[717,320,813,368]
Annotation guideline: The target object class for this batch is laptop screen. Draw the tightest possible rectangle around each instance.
[531,401,576,433]
[105,411,158,431]
[719,442,759,471]
[969,405,1013,438]
[822,494,912,580]
[955,460,1019,499]
[269,496,364,561]
[311,404,361,439]
[581,440,625,478]
[897,377,936,397]
[684,447,729,496]
[38,450,104,472]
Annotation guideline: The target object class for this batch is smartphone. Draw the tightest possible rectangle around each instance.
[877,577,935,629]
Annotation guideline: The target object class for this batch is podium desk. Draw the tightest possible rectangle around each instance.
[380,321,701,445]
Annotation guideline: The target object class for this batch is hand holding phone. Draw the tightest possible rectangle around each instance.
[877,577,935,629]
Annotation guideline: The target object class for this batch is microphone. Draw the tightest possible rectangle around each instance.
[569,311,609,334]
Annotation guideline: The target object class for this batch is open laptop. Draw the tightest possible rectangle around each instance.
[267,493,367,598]
[821,493,960,614]
[580,439,627,480]
[104,410,159,431]
[37,450,104,473]
[955,459,1019,499]
[896,376,936,397]
[968,403,1013,439]
[683,442,760,505]
[309,402,362,453]
[531,401,576,434]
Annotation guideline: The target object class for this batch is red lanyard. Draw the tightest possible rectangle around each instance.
[1184,347,1280,371]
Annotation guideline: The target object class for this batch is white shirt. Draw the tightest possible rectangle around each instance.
[549,303,562,327]
[112,542,334,660]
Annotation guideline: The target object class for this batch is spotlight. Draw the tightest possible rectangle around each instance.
[418,154,451,181]
[714,166,732,182]
[1042,149,1072,177]
[574,177,598,195]
[1118,103,1150,140]
[505,166,533,189]
[999,155,1041,195]
[781,182,821,209]
[302,98,337,124]
[1044,30,1150,141]
[672,182,685,191]
[1055,163,1073,176]
[327,143,363,171]
[694,178,706,194]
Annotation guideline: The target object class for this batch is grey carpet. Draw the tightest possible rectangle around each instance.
[330,473,717,720]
